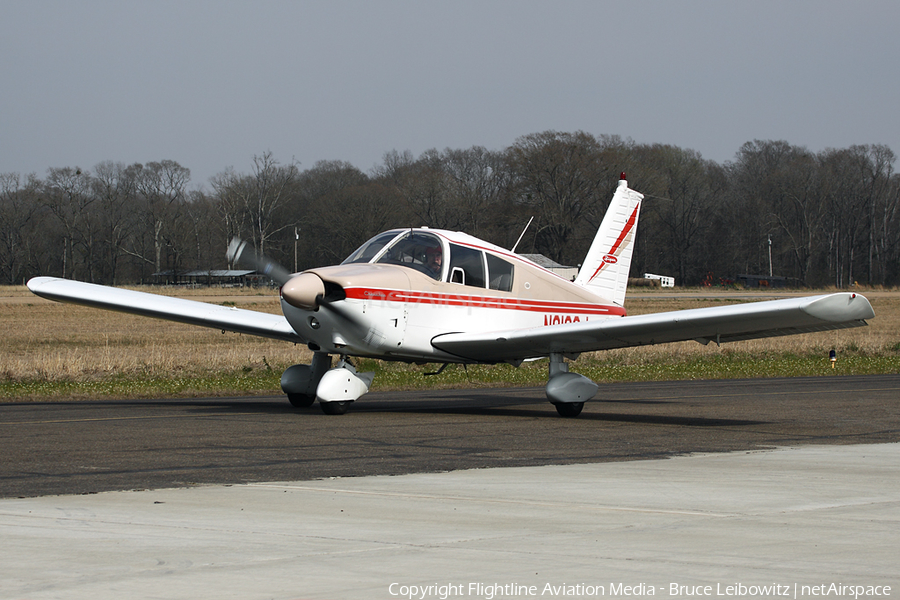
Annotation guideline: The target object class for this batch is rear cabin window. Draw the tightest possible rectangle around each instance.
[448,244,485,288]
[486,254,514,292]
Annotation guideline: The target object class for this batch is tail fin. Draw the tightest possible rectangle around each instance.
[573,173,643,307]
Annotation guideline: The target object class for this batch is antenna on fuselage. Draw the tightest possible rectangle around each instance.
[510,216,534,253]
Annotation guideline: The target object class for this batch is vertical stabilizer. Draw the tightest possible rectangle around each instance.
[573,174,643,307]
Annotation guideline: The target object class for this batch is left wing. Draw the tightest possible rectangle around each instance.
[27,277,302,343]
[431,293,874,362]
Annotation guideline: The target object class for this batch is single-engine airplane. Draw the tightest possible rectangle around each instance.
[27,174,875,417]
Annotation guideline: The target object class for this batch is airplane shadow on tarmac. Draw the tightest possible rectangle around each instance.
[35,391,768,428]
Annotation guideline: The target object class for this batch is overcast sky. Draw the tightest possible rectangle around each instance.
[2,0,898,188]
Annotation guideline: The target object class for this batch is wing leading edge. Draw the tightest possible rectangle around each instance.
[27,277,301,343]
[431,293,874,363]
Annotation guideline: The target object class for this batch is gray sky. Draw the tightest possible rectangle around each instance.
[2,0,898,188]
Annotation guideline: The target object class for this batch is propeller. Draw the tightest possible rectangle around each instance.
[226,237,376,343]
[227,237,325,310]
[227,238,293,286]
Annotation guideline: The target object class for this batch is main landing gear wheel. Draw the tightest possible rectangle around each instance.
[554,402,584,418]
[287,393,316,408]
[320,401,352,415]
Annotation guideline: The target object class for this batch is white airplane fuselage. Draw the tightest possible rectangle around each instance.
[281,229,625,363]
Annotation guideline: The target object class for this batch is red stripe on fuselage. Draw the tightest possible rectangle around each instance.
[344,287,626,316]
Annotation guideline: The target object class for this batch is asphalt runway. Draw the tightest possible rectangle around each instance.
[2,374,899,499]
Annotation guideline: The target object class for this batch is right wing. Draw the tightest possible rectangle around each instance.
[27,277,302,343]
[431,293,874,362]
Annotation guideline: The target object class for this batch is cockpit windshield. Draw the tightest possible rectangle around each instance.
[374,231,444,280]
[341,230,403,265]
[341,230,445,280]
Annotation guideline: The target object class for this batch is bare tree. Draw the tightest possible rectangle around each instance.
[306,182,402,265]
[377,149,455,229]
[213,152,298,263]
[856,145,897,285]
[210,167,248,266]
[505,131,614,263]
[43,167,96,280]
[441,146,510,239]
[92,161,138,284]
[245,152,298,257]
[0,172,41,284]
[639,145,721,285]
[132,160,191,276]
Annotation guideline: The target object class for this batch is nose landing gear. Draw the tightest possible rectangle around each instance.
[281,354,374,415]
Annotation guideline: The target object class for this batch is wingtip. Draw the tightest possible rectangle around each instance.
[26,276,54,292]
[804,292,875,322]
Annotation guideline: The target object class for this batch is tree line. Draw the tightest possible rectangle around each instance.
[2,133,898,288]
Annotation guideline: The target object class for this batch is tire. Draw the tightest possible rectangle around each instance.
[320,401,352,415]
[287,393,316,408]
[554,402,584,418]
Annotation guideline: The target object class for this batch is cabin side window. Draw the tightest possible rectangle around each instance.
[448,244,485,288]
[486,254,514,292]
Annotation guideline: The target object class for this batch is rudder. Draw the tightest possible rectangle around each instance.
[573,173,643,307]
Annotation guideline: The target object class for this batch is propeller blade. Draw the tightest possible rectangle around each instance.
[227,238,293,286]
[227,237,356,319]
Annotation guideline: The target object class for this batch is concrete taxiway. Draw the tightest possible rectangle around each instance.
[1,443,898,600]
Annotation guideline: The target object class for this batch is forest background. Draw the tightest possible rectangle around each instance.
[2,131,898,289]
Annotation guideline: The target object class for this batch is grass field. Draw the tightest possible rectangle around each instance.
[2,285,898,401]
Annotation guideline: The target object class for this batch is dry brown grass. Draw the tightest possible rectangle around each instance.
[1,285,897,386]
[1,286,311,383]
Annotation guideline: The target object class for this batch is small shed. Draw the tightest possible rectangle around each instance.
[644,273,676,287]
[152,269,270,287]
